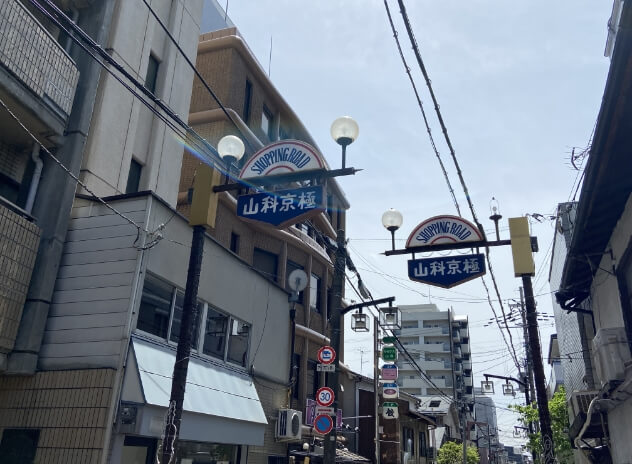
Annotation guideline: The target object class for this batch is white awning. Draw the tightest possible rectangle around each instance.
[124,337,267,445]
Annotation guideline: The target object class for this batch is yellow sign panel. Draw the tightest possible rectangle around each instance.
[189,164,222,228]
[508,217,535,277]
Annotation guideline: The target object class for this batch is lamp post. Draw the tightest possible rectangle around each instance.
[381,208,403,251]
[160,135,244,464]
[323,116,359,464]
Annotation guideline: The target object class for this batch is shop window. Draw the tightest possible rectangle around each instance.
[203,306,228,359]
[145,54,160,94]
[122,436,156,464]
[243,79,252,123]
[126,159,142,194]
[0,428,39,464]
[171,440,237,463]
[227,319,249,366]
[253,247,278,282]
[310,274,321,313]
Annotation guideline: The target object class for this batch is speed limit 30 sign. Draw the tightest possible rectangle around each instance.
[316,386,335,407]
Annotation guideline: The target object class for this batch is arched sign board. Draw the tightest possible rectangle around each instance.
[239,140,327,179]
[236,140,327,229]
[406,215,483,248]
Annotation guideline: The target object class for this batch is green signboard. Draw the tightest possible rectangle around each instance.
[382,346,398,361]
[382,336,396,344]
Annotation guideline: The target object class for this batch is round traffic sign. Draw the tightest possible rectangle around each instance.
[313,414,334,435]
[316,386,335,407]
[317,346,336,365]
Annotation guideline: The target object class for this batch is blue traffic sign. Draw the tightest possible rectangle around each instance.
[408,253,486,288]
[314,413,334,435]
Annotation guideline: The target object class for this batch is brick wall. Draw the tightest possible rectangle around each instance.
[0,203,40,357]
[0,368,116,463]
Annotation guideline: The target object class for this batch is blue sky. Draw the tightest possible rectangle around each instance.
[204,0,613,446]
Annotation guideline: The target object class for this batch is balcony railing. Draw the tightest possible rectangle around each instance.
[0,0,79,116]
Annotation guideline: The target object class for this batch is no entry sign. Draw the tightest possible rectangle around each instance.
[316,387,335,407]
[317,346,336,365]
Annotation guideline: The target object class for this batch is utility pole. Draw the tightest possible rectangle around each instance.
[461,402,467,464]
[519,287,537,409]
[323,229,345,464]
[374,315,381,464]
[522,276,556,464]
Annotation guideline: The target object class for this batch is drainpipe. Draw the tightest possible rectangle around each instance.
[24,142,42,214]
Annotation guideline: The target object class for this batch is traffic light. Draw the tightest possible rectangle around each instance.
[189,163,222,228]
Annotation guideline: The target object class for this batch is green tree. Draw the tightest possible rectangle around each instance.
[437,441,480,464]
[510,386,572,464]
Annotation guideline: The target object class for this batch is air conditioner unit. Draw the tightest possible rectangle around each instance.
[569,391,598,418]
[276,409,302,441]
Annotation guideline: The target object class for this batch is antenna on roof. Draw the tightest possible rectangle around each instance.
[268,35,273,77]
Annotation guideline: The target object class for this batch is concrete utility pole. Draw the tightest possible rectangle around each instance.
[374,316,381,464]
[522,276,556,464]
[323,229,345,464]
[519,288,537,409]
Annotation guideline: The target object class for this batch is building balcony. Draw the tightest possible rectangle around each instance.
[464,375,473,387]
[452,328,460,341]
[424,342,451,353]
[462,359,472,370]
[461,343,470,354]
[0,0,79,135]
[0,200,41,369]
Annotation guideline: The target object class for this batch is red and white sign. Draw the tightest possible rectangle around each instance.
[317,346,336,365]
[316,387,335,407]
[239,140,327,179]
[406,215,483,248]
[313,414,334,435]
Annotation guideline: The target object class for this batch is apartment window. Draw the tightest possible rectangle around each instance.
[145,55,160,93]
[310,274,321,313]
[230,232,240,254]
[0,428,39,464]
[243,80,252,123]
[253,248,278,282]
[126,159,142,193]
[261,105,274,140]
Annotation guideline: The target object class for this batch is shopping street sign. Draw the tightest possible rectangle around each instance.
[237,185,324,228]
[382,346,398,362]
[408,253,486,288]
[239,140,326,179]
[406,215,483,247]
[382,402,399,419]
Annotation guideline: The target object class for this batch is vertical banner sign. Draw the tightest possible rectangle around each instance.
[381,364,398,380]
[382,346,398,362]
[382,383,399,399]
[382,402,399,419]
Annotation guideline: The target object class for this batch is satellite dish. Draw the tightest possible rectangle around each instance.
[288,269,308,292]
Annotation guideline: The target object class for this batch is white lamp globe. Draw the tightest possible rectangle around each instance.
[330,116,359,145]
[381,208,403,231]
[217,135,245,161]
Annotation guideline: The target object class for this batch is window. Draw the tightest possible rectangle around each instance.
[310,274,321,313]
[168,291,202,348]
[419,431,427,458]
[402,427,415,456]
[227,319,249,366]
[253,248,278,282]
[230,232,240,254]
[286,260,304,303]
[243,80,252,123]
[136,275,249,365]
[261,105,274,140]
[292,353,301,399]
[268,456,288,464]
[145,55,160,93]
[279,126,290,140]
[202,306,228,359]
[137,275,174,339]
[428,400,441,408]
[0,429,39,464]
[126,159,142,194]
